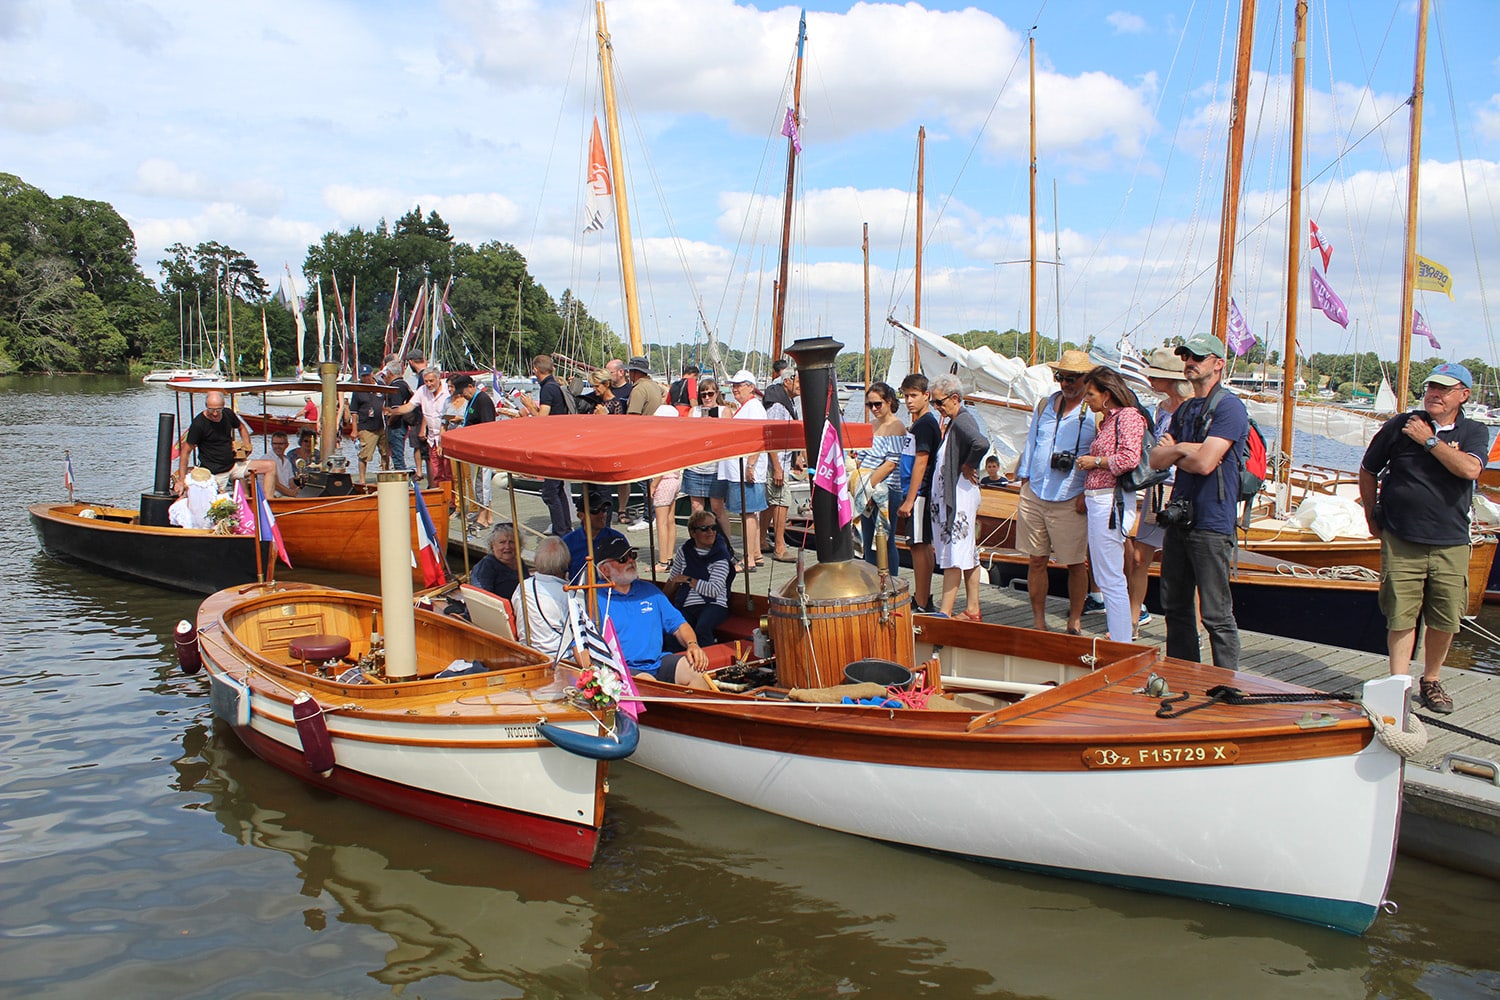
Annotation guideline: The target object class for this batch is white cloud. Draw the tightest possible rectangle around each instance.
[134,159,283,215]
[1107,11,1148,34]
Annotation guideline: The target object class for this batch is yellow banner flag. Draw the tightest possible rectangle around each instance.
[1415,255,1455,299]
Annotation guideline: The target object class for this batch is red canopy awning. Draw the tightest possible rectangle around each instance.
[441,414,874,484]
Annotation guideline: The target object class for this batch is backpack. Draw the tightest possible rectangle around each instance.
[1200,385,1267,504]
[1115,401,1170,492]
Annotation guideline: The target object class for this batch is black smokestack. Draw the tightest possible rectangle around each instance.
[785,336,854,563]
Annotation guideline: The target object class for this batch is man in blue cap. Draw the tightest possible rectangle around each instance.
[1359,362,1486,713]
[1148,331,1248,669]
[350,363,387,483]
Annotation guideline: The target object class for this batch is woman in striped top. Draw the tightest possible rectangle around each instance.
[858,381,908,570]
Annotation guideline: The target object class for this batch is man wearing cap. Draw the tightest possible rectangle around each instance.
[379,353,412,473]
[593,534,713,690]
[516,354,575,537]
[624,355,665,415]
[765,367,801,562]
[350,364,387,483]
[1148,332,1248,668]
[714,370,770,570]
[1014,350,1098,633]
[1358,362,1485,714]
[563,486,628,581]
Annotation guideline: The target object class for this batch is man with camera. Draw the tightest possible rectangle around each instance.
[1015,350,1097,634]
[1148,332,1248,668]
[1358,362,1485,714]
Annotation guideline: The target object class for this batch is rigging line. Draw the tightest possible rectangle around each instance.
[885,142,918,321]
[1240,0,1288,343]
[1433,0,1497,361]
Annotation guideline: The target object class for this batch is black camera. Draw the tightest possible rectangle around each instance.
[1050,451,1077,472]
[1156,498,1194,528]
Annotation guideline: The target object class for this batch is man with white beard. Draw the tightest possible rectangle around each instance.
[593,535,712,689]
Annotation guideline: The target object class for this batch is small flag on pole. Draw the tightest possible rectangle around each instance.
[568,594,643,719]
[63,452,75,499]
[583,117,612,234]
[781,106,803,154]
[812,419,854,528]
[1227,299,1255,357]
[1413,310,1441,350]
[1309,268,1350,328]
[1415,255,1455,299]
[412,485,445,587]
[257,485,292,567]
[1309,219,1333,271]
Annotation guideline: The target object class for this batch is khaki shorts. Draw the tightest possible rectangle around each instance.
[1379,534,1469,633]
[1017,481,1089,565]
[766,479,792,508]
[357,429,385,462]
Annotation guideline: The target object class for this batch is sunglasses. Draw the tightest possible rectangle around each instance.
[865,400,885,409]
[609,549,639,563]
[690,524,717,533]
[1054,374,1080,385]
[204,406,225,414]
[931,394,955,405]
[700,390,717,397]
[1177,350,1208,363]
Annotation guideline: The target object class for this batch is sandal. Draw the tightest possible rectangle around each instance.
[654,561,672,574]
[959,608,983,622]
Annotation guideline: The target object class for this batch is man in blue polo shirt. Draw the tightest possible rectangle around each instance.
[1149,332,1248,669]
[1359,362,1486,714]
[593,535,712,689]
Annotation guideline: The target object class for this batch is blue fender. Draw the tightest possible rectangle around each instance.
[538,712,639,761]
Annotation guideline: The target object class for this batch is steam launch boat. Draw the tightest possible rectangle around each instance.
[440,337,1410,934]
[186,472,634,866]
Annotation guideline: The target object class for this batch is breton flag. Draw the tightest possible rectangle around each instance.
[583,117,612,234]
[1415,255,1455,299]
[1413,310,1441,350]
[257,484,292,567]
[567,594,644,719]
[411,485,445,587]
[1309,267,1350,328]
[781,106,803,154]
[1227,298,1255,357]
[812,419,854,528]
[1309,219,1333,271]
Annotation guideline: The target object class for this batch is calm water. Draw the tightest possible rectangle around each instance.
[3,376,1499,999]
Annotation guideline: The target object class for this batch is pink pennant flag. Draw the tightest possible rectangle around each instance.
[1309,267,1350,329]
[1227,299,1255,357]
[1413,310,1441,349]
[231,480,256,536]
[602,617,643,720]
[1309,219,1333,271]
[781,106,802,154]
[812,420,853,528]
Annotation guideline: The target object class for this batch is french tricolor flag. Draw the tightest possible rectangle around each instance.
[412,486,445,587]
[257,487,292,568]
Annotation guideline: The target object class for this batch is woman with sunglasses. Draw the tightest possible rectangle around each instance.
[662,510,736,645]
[1076,365,1148,643]
[681,378,732,515]
[928,373,989,621]
[857,381,906,570]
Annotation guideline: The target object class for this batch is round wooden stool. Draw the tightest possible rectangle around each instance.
[289,634,352,672]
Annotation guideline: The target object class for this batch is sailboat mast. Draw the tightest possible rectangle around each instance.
[863,222,871,390]
[1029,34,1038,364]
[1279,0,1308,500]
[912,124,925,372]
[596,0,645,358]
[1395,0,1430,408]
[1210,0,1258,351]
[771,9,807,363]
[1053,179,1063,363]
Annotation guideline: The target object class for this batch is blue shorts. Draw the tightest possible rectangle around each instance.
[725,482,767,514]
[634,653,683,682]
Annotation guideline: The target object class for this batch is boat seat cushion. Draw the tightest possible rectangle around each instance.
[289,634,352,662]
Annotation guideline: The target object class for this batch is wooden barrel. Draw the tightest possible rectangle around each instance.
[767,577,915,689]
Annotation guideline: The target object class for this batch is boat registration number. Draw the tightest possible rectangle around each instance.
[1082,743,1239,768]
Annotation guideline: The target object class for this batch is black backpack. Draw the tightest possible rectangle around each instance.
[1115,401,1170,492]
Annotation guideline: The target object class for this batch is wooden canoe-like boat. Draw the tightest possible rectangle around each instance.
[193,581,628,866]
[441,375,1409,932]
[29,501,260,593]
[268,483,451,579]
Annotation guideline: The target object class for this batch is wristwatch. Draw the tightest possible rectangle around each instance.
[1423,436,1439,451]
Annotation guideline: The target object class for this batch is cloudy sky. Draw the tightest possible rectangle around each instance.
[3,0,1498,373]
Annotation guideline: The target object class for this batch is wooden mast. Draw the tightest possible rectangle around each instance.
[1028,34,1038,364]
[1279,0,1308,503]
[596,0,645,358]
[912,124,925,372]
[771,9,807,363]
[1210,0,1258,353]
[1395,0,1430,408]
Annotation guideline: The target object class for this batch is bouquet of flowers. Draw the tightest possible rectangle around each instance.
[572,665,622,710]
[205,496,240,534]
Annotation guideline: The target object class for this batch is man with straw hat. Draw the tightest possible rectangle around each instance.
[1014,349,1097,634]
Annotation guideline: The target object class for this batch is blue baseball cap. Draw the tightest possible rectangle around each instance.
[1427,362,1472,389]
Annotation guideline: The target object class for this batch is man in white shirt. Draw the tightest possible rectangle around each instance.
[712,370,770,571]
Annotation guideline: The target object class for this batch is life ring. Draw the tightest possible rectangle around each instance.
[538,713,639,761]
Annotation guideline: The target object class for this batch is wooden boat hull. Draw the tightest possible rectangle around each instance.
[195,582,614,866]
[29,502,259,594]
[269,485,451,579]
[626,610,1406,934]
[243,412,316,437]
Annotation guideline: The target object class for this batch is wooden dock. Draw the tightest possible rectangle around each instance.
[444,483,1500,882]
